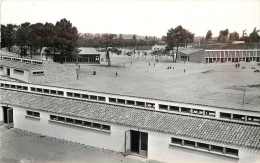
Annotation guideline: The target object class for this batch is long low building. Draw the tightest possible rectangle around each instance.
[178,49,260,63]
[0,55,77,83]
[0,80,259,163]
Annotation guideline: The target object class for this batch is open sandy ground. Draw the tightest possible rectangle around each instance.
[0,126,162,163]
[48,55,260,111]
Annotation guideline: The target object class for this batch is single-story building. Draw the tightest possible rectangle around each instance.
[178,49,205,63]
[53,47,103,64]
[0,55,77,83]
[0,80,259,163]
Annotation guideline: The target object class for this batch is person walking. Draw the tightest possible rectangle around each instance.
[116,71,118,77]
[184,69,186,74]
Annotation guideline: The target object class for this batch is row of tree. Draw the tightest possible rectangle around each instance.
[1,18,79,57]
[204,28,260,43]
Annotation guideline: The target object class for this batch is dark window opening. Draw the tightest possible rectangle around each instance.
[181,107,191,113]
[102,125,111,131]
[90,95,97,100]
[247,116,260,123]
[36,88,43,92]
[23,86,28,90]
[34,112,40,117]
[197,143,209,151]
[211,145,224,153]
[66,118,74,124]
[233,114,245,121]
[57,116,65,122]
[117,99,125,104]
[171,138,182,145]
[146,103,155,108]
[83,121,92,127]
[0,83,4,87]
[27,111,33,116]
[11,85,16,88]
[226,148,238,156]
[75,119,83,125]
[98,96,105,101]
[4,84,10,88]
[159,104,168,110]
[17,85,23,89]
[43,89,49,93]
[109,98,117,103]
[169,106,179,112]
[50,90,57,94]
[136,101,145,107]
[50,115,57,120]
[127,100,135,105]
[184,140,195,148]
[57,91,64,96]
[74,93,81,98]
[31,87,36,91]
[82,94,89,99]
[220,112,231,119]
[67,92,73,97]
[93,123,101,129]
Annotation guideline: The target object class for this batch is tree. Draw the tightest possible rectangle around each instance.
[249,28,260,43]
[1,24,17,51]
[164,25,193,62]
[16,22,30,57]
[205,30,212,43]
[217,29,229,43]
[229,31,239,43]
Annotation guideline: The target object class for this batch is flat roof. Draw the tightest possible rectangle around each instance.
[1,89,259,150]
[46,59,260,112]
[0,60,42,70]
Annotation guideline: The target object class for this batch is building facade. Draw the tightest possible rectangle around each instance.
[0,80,259,163]
[0,56,77,83]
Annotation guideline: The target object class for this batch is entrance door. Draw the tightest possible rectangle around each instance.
[7,68,10,76]
[3,107,13,128]
[124,130,148,157]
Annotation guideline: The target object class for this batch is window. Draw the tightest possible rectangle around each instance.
[226,148,238,156]
[23,86,28,90]
[98,96,105,101]
[67,92,73,97]
[0,83,4,87]
[197,143,209,151]
[66,118,74,124]
[181,107,191,113]
[102,125,111,131]
[50,115,57,120]
[33,71,44,75]
[93,123,101,129]
[109,98,117,103]
[233,114,245,121]
[74,93,81,98]
[57,91,64,96]
[193,109,203,115]
[4,84,10,88]
[184,140,195,148]
[26,110,40,118]
[82,94,89,99]
[211,145,224,154]
[169,106,179,112]
[57,116,65,122]
[146,103,155,108]
[220,112,231,119]
[50,90,57,94]
[205,110,216,117]
[247,116,260,123]
[11,85,16,89]
[31,87,36,91]
[75,119,83,125]
[90,95,97,100]
[127,100,135,105]
[83,121,92,127]
[36,88,43,92]
[136,101,145,107]
[17,85,23,89]
[159,104,168,110]
[43,89,50,93]
[117,99,125,104]
[171,138,182,145]
[14,69,24,74]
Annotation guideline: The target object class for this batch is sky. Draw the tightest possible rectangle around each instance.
[1,0,260,38]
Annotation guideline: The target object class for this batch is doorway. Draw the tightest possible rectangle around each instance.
[3,106,13,128]
[7,68,10,76]
[125,130,148,157]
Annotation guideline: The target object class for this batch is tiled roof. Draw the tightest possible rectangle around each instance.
[0,60,42,70]
[78,47,103,55]
[1,89,260,149]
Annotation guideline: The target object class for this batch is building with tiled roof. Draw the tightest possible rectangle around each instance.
[0,80,259,163]
[0,55,77,83]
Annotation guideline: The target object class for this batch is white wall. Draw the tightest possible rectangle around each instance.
[10,68,29,82]
[12,106,260,163]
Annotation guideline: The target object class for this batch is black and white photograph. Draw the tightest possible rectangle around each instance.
[0,0,260,162]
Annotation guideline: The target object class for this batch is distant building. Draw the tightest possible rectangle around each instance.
[0,55,77,83]
[232,41,245,44]
[178,49,205,62]
[152,44,167,51]
[53,47,103,64]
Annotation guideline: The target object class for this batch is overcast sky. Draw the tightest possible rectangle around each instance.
[1,0,260,38]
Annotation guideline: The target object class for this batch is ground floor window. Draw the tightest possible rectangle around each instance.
[26,110,40,118]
